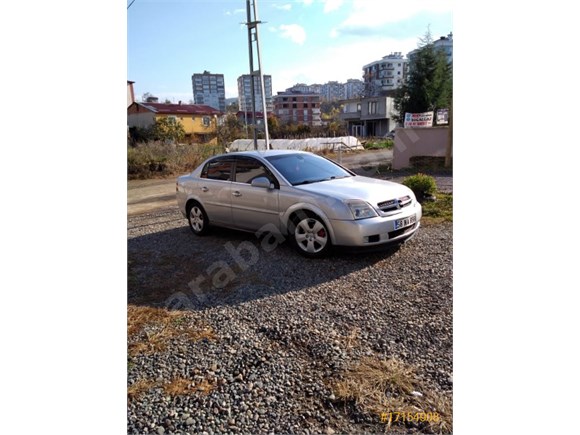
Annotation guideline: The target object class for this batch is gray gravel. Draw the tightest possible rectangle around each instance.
[128,197,452,434]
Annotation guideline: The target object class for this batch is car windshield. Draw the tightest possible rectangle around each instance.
[265,153,352,186]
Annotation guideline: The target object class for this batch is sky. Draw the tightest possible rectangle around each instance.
[127,0,453,102]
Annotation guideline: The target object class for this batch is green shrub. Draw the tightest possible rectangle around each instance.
[365,139,393,150]
[402,173,437,198]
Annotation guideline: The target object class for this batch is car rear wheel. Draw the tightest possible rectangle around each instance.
[187,202,209,236]
[291,213,331,258]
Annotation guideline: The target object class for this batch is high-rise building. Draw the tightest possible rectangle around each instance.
[321,81,345,101]
[192,71,226,112]
[273,91,321,126]
[237,74,273,113]
[362,52,408,97]
[344,79,364,100]
[407,32,453,64]
[433,32,453,63]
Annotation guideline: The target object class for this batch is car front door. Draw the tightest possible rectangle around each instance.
[230,156,280,231]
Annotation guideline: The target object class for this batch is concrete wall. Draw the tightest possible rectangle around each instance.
[127,111,155,129]
[392,127,451,169]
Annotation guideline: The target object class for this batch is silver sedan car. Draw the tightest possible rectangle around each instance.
[176,150,422,257]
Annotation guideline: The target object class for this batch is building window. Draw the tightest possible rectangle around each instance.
[368,101,377,114]
[202,116,211,127]
[357,103,361,112]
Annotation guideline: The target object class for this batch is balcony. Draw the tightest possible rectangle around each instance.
[340,110,361,121]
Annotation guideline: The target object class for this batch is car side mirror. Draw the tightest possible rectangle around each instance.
[251,177,274,189]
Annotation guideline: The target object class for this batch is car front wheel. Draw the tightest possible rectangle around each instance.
[291,213,331,258]
[187,202,209,236]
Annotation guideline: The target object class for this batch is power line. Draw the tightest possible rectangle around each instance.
[127,0,136,10]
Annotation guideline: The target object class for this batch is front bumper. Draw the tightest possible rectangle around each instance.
[329,202,422,247]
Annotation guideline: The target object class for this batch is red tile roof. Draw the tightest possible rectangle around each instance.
[136,102,222,115]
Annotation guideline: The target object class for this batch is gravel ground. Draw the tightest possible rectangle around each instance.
[127,187,453,434]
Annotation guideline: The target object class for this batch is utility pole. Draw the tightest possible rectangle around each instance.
[245,0,270,150]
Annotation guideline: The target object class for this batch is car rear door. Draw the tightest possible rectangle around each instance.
[198,157,234,226]
[230,156,280,231]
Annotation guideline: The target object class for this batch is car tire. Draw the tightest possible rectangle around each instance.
[187,201,210,236]
[290,212,332,258]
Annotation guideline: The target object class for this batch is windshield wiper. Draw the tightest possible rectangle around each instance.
[294,176,349,186]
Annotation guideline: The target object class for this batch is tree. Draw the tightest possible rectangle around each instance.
[217,113,244,145]
[320,102,345,137]
[150,117,185,143]
[267,115,281,138]
[226,101,239,113]
[394,29,452,123]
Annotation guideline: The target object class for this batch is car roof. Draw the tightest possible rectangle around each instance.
[225,150,310,158]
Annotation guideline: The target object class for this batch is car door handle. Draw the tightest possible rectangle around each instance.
[201,186,209,192]
[232,191,242,197]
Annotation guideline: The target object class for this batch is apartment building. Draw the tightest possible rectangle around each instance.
[192,71,226,112]
[237,74,273,113]
[362,52,408,96]
[273,91,322,126]
[344,79,364,100]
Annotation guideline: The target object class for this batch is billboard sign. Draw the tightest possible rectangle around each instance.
[436,109,449,125]
[404,111,434,128]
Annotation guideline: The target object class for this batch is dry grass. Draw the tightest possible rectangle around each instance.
[194,378,215,395]
[163,377,194,397]
[162,377,215,397]
[127,378,158,400]
[128,376,215,401]
[127,305,217,356]
[331,357,452,433]
[127,142,222,179]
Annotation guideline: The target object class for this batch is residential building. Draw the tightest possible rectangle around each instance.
[340,96,397,137]
[127,101,222,142]
[433,32,453,63]
[321,81,345,101]
[287,83,311,94]
[192,71,226,112]
[407,32,453,64]
[344,79,364,99]
[284,81,361,102]
[362,52,408,96]
[237,74,273,113]
[273,91,322,126]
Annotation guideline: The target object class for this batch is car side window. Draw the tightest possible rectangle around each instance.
[234,158,274,185]
[201,159,233,181]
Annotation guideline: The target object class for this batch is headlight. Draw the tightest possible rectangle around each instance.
[346,200,378,220]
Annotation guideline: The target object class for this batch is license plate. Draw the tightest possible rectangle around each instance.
[394,214,417,230]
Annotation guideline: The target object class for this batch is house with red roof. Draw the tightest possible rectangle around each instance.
[128,101,222,142]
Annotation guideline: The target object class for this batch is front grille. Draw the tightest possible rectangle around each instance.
[388,223,416,239]
[377,195,411,212]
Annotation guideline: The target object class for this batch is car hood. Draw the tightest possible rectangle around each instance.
[294,175,413,204]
